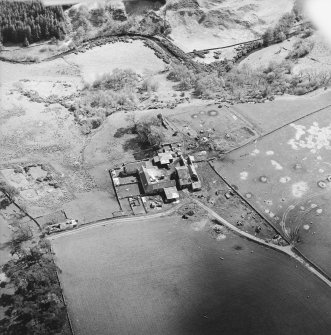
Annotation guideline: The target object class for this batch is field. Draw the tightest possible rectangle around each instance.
[64,41,166,84]
[196,162,277,240]
[52,215,331,335]
[232,89,331,133]
[214,105,331,276]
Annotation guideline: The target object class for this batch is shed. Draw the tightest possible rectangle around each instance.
[164,187,179,202]
[175,165,191,189]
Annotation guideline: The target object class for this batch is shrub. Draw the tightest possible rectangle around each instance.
[141,78,159,92]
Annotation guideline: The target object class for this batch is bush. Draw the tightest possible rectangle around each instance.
[141,78,159,92]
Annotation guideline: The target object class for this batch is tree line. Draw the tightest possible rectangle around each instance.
[0,0,66,45]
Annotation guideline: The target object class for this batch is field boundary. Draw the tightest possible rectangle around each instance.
[192,197,331,289]
[207,160,289,242]
[219,102,331,157]
[50,244,75,335]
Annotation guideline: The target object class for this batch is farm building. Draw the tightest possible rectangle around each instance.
[139,166,176,194]
[164,187,179,202]
[153,152,174,168]
[175,165,191,189]
[124,161,146,175]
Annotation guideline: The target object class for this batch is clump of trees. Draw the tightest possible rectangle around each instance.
[0,227,67,335]
[262,13,296,46]
[286,39,315,60]
[135,119,165,149]
[167,59,331,101]
[72,69,145,134]
[0,0,66,45]
[126,113,165,149]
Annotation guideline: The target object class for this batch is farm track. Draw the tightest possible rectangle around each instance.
[48,198,189,240]
[49,192,331,289]
[0,33,191,65]
[0,20,308,66]
[192,198,331,289]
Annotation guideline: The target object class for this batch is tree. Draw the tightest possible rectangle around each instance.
[23,36,29,47]
[262,27,274,46]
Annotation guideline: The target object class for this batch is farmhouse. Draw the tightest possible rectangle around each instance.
[139,166,176,194]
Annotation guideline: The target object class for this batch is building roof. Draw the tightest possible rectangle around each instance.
[164,187,179,200]
[139,167,176,193]
[188,163,198,180]
[175,165,191,186]
[124,161,145,175]
[192,181,202,191]
[158,152,173,165]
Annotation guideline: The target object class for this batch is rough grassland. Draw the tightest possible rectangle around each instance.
[52,216,331,335]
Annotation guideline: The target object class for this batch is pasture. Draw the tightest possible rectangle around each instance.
[214,106,331,276]
[64,40,166,83]
[52,215,331,335]
[232,90,331,133]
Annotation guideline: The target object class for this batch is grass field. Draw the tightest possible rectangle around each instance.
[214,105,331,276]
[52,215,331,335]
[232,89,331,133]
[64,41,166,84]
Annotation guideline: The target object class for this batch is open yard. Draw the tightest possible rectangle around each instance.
[52,215,331,335]
[214,105,331,276]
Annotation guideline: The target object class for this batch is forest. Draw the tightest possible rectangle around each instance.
[0,0,66,45]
